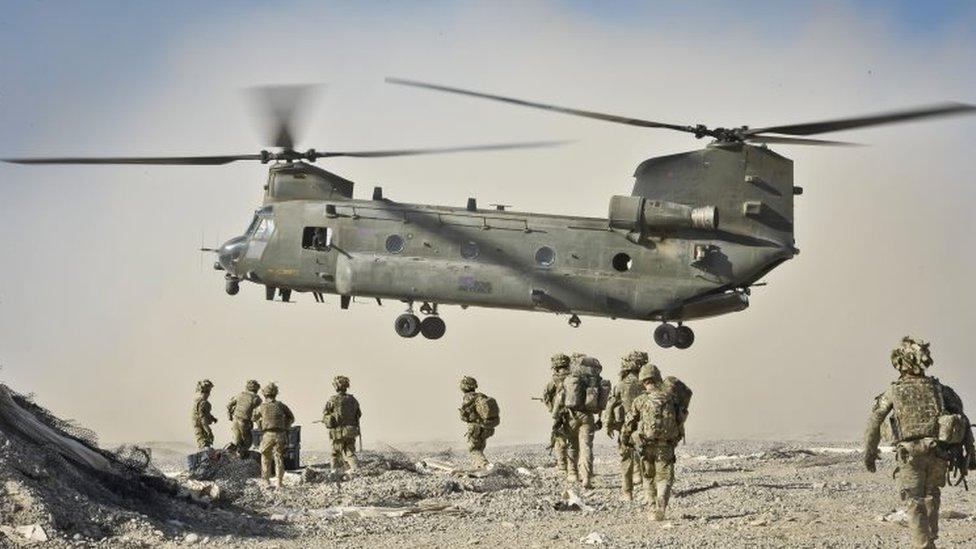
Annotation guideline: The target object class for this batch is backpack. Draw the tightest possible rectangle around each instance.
[328,394,360,428]
[638,390,681,442]
[475,393,500,428]
[562,357,611,414]
[259,401,289,431]
[606,376,644,430]
[891,377,943,441]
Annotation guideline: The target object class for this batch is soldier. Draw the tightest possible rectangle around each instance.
[322,375,362,473]
[252,382,295,488]
[226,380,262,458]
[622,363,691,521]
[603,350,648,501]
[864,337,975,549]
[192,379,217,449]
[541,353,571,470]
[560,354,604,489]
[459,376,500,469]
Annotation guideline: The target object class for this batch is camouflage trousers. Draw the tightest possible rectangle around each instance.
[230,419,254,456]
[639,440,676,520]
[466,424,494,468]
[618,439,644,496]
[259,430,287,485]
[894,440,948,549]
[330,428,359,472]
[193,421,214,449]
[565,413,595,487]
[553,434,569,471]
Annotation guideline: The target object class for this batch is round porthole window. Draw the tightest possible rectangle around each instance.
[461,240,480,260]
[612,252,632,272]
[385,234,405,254]
[535,246,556,267]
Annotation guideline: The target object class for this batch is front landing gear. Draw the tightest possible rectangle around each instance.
[395,302,447,339]
[653,323,695,349]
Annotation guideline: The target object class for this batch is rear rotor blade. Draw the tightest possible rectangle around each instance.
[247,84,320,149]
[745,136,861,147]
[3,154,261,165]
[748,102,976,137]
[387,77,700,135]
[315,140,571,158]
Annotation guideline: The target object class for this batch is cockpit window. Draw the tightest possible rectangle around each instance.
[245,216,260,238]
[253,218,276,241]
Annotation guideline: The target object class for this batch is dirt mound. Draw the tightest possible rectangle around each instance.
[0,383,287,545]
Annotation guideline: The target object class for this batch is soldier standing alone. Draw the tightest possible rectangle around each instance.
[603,350,649,501]
[252,382,295,488]
[622,363,691,521]
[323,375,362,474]
[192,379,217,449]
[541,353,571,471]
[459,376,500,469]
[864,336,975,549]
[226,380,262,458]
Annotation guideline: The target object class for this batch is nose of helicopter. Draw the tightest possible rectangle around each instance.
[217,236,248,273]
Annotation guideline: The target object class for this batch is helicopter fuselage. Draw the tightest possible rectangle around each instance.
[217,142,798,344]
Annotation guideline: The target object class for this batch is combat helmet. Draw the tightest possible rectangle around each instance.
[621,350,648,372]
[638,363,662,384]
[459,376,478,392]
[890,336,933,376]
[550,353,570,370]
[262,382,279,398]
[245,379,260,392]
[196,379,214,393]
[333,375,350,392]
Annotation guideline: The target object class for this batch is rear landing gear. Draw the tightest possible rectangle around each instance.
[394,313,421,338]
[225,276,240,296]
[395,302,447,339]
[654,323,695,349]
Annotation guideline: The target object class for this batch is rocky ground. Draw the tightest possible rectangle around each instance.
[2,386,976,548]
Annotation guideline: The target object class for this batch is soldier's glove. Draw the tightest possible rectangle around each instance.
[967,452,976,471]
[594,419,603,431]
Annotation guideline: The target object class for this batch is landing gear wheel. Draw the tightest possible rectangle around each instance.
[225,279,240,295]
[394,313,421,338]
[420,316,446,339]
[674,325,695,349]
[653,323,677,348]
[279,288,292,302]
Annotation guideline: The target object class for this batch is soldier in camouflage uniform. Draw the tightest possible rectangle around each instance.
[459,376,499,469]
[192,379,217,449]
[603,350,648,501]
[322,375,362,473]
[622,363,690,521]
[541,353,571,470]
[226,380,262,458]
[561,354,601,489]
[252,382,295,487]
[864,337,976,549]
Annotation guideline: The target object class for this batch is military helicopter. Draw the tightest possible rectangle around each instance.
[5,84,973,348]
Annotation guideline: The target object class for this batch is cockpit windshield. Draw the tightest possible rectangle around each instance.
[244,215,260,238]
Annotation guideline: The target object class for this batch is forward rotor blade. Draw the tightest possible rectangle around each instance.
[387,77,698,134]
[745,135,861,146]
[3,154,261,165]
[748,102,976,137]
[315,140,571,158]
[247,84,320,149]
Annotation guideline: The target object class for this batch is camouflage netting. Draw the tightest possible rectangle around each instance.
[0,382,285,544]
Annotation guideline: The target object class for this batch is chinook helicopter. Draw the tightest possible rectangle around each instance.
[5,84,974,348]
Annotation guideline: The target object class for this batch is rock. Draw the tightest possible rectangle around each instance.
[15,524,49,542]
[184,532,200,544]
[580,532,608,545]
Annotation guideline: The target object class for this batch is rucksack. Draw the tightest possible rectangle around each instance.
[475,393,500,428]
[606,376,644,430]
[329,394,360,428]
[891,377,943,441]
[638,390,681,442]
[562,357,611,414]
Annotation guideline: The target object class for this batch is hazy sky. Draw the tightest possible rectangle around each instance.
[1,1,975,450]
